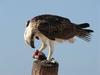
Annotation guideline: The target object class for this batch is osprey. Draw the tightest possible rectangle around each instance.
[24,14,93,61]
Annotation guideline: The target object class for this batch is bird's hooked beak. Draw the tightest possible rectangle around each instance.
[24,25,35,48]
[30,33,35,48]
[30,40,35,48]
[24,33,35,48]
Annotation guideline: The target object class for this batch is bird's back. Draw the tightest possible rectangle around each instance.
[31,14,71,23]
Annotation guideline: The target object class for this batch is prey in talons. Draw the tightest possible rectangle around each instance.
[32,50,47,61]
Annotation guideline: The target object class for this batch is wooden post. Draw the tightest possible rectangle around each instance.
[32,60,59,75]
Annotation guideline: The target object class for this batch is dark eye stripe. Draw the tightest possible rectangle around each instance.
[26,20,30,27]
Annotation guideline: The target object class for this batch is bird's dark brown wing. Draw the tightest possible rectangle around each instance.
[38,19,76,40]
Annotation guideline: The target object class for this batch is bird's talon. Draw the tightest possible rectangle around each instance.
[45,58,56,63]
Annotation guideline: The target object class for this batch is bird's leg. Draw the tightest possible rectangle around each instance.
[47,40,54,61]
[33,38,47,59]
[38,39,47,52]
[32,42,47,59]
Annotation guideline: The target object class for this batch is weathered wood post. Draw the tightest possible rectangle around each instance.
[32,52,59,75]
[32,60,59,75]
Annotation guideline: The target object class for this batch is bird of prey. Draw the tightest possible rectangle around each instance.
[24,14,93,61]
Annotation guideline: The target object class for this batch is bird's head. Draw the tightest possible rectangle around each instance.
[24,20,36,48]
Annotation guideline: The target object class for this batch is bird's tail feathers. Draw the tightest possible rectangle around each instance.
[77,23,90,28]
[76,24,93,42]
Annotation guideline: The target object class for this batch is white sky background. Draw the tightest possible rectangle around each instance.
[0,0,100,75]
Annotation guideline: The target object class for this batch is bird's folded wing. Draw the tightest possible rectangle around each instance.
[38,20,75,40]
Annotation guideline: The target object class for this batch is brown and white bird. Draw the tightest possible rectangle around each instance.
[24,14,93,61]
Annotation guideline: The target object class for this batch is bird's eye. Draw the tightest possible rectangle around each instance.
[26,20,30,27]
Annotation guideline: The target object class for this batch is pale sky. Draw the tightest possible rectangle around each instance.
[0,0,100,75]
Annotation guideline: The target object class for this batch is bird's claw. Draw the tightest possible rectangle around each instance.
[50,58,57,63]
[42,58,56,64]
